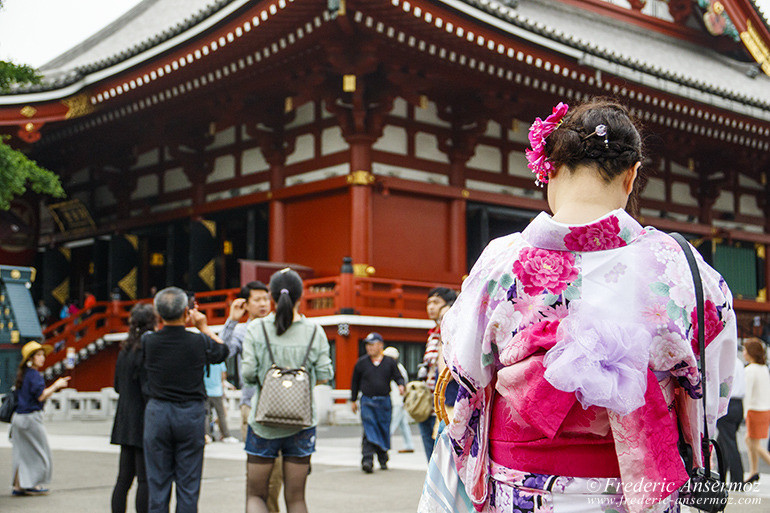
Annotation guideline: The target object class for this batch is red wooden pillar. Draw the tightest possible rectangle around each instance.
[347,135,375,270]
[267,148,287,262]
[450,198,467,278]
[335,324,362,392]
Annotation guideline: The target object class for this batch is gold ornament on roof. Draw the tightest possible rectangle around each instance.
[63,94,95,119]
[740,21,770,77]
[20,106,37,118]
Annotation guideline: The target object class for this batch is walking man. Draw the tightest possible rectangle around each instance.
[350,333,405,473]
[142,287,230,513]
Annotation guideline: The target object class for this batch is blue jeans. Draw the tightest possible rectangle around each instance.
[143,399,206,513]
[418,413,436,461]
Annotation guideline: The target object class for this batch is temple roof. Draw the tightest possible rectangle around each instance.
[2,0,770,117]
[452,0,770,113]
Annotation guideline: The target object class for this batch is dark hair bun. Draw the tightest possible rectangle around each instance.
[544,97,642,182]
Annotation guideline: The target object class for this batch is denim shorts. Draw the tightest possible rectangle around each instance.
[244,425,316,458]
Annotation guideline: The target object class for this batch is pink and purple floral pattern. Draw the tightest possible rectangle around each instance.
[512,247,578,296]
[563,215,627,251]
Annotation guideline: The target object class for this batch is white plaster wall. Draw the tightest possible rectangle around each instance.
[391,98,408,118]
[671,161,697,178]
[485,120,501,138]
[670,182,697,206]
[95,185,116,207]
[164,167,191,192]
[642,177,665,201]
[321,127,347,156]
[286,101,315,129]
[414,101,450,128]
[242,148,269,174]
[240,182,270,195]
[508,151,529,178]
[738,174,764,190]
[508,119,529,144]
[372,163,448,185]
[372,125,408,155]
[132,174,159,199]
[286,134,315,164]
[210,126,236,149]
[713,191,734,213]
[414,132,449,163]
[206,155,236,183]
[467,144,502,173]
[150,199,192,213]
[740,194,763,217]
[136,148,159,167]
[465,179,530,197]
[285,163,349,187]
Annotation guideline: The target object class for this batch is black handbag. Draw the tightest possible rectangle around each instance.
[0,388,18,423]
[253,321,317,428]
[670,233,729,513]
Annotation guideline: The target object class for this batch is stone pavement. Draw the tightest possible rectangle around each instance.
[0,418,768,512]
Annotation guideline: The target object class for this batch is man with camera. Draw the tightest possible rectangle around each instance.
[142,287,230,513]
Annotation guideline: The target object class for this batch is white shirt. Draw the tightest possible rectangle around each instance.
[744,363,770,413]
[730,356,745,399]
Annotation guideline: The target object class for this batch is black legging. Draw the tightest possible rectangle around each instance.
[111,445,148,513]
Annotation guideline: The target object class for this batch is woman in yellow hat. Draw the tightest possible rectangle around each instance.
[10,341,70,496]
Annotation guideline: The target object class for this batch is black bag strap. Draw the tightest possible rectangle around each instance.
[260,320,318,370]
[669,232,712,476]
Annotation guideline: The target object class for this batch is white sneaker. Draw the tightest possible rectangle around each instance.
[222,436,240,444]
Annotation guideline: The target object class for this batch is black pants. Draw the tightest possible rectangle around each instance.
[716,398,744,483]
[111,445,148,513]
[143,399,206,513]
[362,433,388,468]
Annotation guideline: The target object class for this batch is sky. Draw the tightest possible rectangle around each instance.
[0,0,769,68]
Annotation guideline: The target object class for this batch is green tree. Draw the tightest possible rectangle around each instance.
[0,10,65,209]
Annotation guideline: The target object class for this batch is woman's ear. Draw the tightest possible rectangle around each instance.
[624,162,641,195]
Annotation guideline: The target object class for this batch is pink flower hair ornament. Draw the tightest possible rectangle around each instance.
[525,102,569,186]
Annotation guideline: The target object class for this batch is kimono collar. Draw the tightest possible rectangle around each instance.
[522,208,644,252]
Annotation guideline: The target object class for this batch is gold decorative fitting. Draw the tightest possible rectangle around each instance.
[347,171,375,185]
[62,94,95,119]
[10,269,21,280]
[20,106,37,118]
[419,95,429,109]
[24,122,35,132]
[756,243,766,259]
[285,96,294,113]
[267,191,273,199]
[223,240,233,255]
[343,74,356,92]
[30,267,36,283]
[52,277,70,305]
[118,267,138,300]
[713,1,724,15]
[198,259,216,290]
[462,189,470,198]
[338,0,346,16]
[200,219,217,238]
[740,21,770,77]
[687,158,695,172]
[125,234,139,252]
[352,264,375,277]
[757,288,767,303]
[10,330,19,344]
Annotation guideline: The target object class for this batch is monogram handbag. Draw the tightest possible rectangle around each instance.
[670,233,729,513]
[253,321,317,428]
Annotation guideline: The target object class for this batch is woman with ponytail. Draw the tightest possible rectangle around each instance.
[241,268,334,513]
[110,303,157,513]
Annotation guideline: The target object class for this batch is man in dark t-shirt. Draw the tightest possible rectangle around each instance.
[142,287,229,513]
[350,332,405,473]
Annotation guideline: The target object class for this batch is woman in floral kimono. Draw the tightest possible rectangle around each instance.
[419,98,736,513]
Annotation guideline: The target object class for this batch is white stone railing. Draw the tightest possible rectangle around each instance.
[0,386,361,425]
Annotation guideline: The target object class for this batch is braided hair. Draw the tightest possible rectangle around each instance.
[544,97,643,183]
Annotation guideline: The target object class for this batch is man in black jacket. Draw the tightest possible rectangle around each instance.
[350,332,405,473]
[142,287,229,513]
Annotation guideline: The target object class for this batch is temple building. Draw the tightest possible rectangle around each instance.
[0,0,769,390]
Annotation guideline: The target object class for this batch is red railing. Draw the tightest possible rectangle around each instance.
[41,274,459,375]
